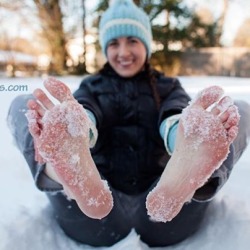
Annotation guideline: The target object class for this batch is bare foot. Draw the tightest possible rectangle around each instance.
[26,77,113,219]
[146,86,240,222]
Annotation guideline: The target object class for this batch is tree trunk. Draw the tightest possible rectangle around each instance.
[217,0,229,45]
[33,0,68,75]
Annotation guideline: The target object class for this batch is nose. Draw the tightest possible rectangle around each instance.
[118,43,130,57]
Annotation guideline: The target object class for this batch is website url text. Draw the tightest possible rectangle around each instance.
[0,84,28,92]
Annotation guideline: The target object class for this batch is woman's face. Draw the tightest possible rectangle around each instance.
[106,36,147,78]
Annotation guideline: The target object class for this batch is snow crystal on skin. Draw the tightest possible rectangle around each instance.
[67,175,80,187]
[65,166,87,187]
[69,154,80,165]
[190,177,208,187]
[87,197,102,207]
[37,103,91,164]
[64,102,89,137]
[85,186,113,208]
[102,180,112,192]
[44,78,72,101]
[79,187,90,197]
[42,101,89,139]
[147,191,183,222]
[43,77,98,147]
[102,180,114,206]
[181,108,227,149]
[25,110,37,123]
[189,86,224,107]
[87,169,93,177]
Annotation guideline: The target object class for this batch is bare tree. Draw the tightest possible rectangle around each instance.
[74,0,88,74]
[33,0,68,75]
[216,0,229,45]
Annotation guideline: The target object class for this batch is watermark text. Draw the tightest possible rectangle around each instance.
[0,84,28,92]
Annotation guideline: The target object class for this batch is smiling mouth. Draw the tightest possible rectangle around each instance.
[119,60,134,66]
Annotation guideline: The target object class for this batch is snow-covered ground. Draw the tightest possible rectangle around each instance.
[0,76,250,250]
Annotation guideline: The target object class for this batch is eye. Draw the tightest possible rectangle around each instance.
[107,39,118,47]
[128,37,139,43]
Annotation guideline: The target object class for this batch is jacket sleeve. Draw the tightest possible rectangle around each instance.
[158,77,191,125]
[73,75,103,129]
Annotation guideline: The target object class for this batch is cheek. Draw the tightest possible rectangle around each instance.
[141,48,147,60]
[106,47,115,58]
[135,46,147,62]
[106,51,116,66]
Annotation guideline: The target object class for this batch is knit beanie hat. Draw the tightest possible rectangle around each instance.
[99,0,152,58]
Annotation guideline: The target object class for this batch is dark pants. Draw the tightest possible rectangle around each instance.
[7,95,250,247]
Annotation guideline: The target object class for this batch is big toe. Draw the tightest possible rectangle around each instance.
[192,85,224,110]
[44,77,73,102]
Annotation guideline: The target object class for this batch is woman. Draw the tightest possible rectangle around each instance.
[7,0,250,247]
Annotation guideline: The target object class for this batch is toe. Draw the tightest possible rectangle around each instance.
[28,98,46,116]
[219,108,230,123]
[211,96,233,116]
[227,126,238,142]
[211,106,221,116]
[217,96,234,113]
[224,105,240,129]
[192,86,224,110]
[44,77,73,102]
[33,89,54,110]
[25,109,41,137]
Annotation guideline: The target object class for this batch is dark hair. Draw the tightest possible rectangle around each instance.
[144,60,161,110]
[98,62,111,75]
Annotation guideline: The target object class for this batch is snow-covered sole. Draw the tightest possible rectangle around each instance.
[26,77,113,219]
[146,86,240,222]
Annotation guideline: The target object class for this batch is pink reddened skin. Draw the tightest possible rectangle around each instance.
[146,86,240,222]
[26,77,113,220]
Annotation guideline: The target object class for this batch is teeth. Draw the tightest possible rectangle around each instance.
[119,61,133,66]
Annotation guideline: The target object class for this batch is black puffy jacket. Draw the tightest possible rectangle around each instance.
[73,65,191,194]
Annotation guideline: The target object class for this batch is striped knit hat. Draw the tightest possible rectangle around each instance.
[99,0,152,58]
